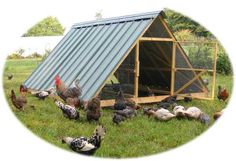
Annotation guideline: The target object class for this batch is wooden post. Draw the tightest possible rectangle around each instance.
[171,42,176,95]
[134,43,140,98]
[211,42,218,99]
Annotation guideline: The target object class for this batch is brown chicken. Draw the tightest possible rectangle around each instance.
[213,109,224,120]
[20,84,28,95]
[217,86,229,101]
[66,97,85,108]
[54,75,82,101]
[86,97,102,122]
[10,90,27,110]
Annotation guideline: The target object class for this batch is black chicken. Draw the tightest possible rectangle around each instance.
[62,125,106,155]
[112,114,125,124]
[113,88,126,110]
[114,107,137,119]
[184,93,192,103]
[7,74,13,80]
[86,97,102,122]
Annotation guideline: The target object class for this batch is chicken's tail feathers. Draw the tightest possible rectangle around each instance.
[93,125,106,139]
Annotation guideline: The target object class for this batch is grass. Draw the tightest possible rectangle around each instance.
[3,58,233,158]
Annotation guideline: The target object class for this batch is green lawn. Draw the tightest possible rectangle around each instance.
[3,58,233,158]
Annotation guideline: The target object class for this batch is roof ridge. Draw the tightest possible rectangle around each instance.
[72,10,163,28]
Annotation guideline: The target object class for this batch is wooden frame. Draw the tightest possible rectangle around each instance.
[97,15,218,107]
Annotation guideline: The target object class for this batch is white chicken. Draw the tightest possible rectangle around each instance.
[184,107,210,125]
[147,108,176,121]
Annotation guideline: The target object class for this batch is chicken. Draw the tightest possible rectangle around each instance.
[10,90,27,110]
[125,98,142,110]
[184,107,210,125]
[54,100,79,119]
[146,108,176,121]
[161,95,177,104]
[184,93,192,103]
[20,84,28,95]
[114,107,137,119]
[54,75,82,101]
[217,85,229,101]
[62,125,106,155]
[7,74,13,80]
[34,87,54,100]
[147,86,155,96]
[213,109,224,120]
[203,78,209,86]
[66,97,85,109]
[113,88,126,110]
[86,97,101,122]
[184,107,202,119]
[173,105,186,118]
[112,114,125,124]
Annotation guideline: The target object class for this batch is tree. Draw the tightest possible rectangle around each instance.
[164,9,212,37]
[22,16,65,37]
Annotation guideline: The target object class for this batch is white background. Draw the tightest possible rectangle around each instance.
[0,0,236,161]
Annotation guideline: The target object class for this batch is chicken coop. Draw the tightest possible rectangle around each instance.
[23,11,217,107]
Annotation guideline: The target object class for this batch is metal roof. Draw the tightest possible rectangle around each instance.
[24,11,162,100]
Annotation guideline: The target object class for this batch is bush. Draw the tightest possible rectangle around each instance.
[26,52,42,59]
[216,47,232,75]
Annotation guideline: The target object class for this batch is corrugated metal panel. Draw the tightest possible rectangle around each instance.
[24,11,159,100]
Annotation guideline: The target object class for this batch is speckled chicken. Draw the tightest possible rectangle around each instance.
[10,90,27,110]
[33,87,54,100]
[62,125,106,155]
[86,97,101,122]
[54,100,79,119]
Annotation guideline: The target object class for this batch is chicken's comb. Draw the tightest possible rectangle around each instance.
[54,75,60,80]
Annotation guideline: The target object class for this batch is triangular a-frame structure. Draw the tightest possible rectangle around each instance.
[24,11,210,106]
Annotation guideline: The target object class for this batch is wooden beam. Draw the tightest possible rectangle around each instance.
[159,16,206,91]
[176,68,214,72]
[175,71,207,94]
[140,67,171,71]
[176,40,217,44]
[211,42,218,99]
[171,42,176,95]
[101,95,171,107]
[140,37,174,42]
[134,43,140,98]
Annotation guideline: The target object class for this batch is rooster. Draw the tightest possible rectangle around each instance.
[10,90,27,110]
[62,125,106,155]
[217,85,229,101]
[113,88,126,110]
[54,75,82,101]
[54,100,79,119]
[86,97,102,122]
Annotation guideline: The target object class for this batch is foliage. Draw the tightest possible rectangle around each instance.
[217,45,232,75]
[22,16,65,37]
[42,49,51,61]
[164,9,212,37]
[3,59,233,158]
[26,52,42,59]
